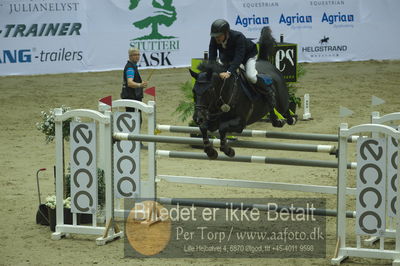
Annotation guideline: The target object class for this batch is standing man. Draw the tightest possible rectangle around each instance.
[121,47,148,113]
[208,19,277,112]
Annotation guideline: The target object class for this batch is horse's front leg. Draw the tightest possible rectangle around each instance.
[200,126,218,159]
[218,130,235,158]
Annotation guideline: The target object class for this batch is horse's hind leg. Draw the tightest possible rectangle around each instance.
[285,109,297,125]
[200,127,218,159]
[270,109,286,128]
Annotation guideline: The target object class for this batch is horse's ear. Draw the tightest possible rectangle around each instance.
[189,69,198,80]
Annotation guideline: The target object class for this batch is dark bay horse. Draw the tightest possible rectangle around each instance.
[190,26,296,159]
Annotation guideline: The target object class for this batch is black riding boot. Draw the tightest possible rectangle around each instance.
[255,76,276,108]
[255,76,285,127]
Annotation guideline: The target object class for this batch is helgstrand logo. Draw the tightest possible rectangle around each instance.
[302,36,348,58]
[128,0,179,67]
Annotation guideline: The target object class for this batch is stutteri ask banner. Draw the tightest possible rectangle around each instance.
[0,0,399,76]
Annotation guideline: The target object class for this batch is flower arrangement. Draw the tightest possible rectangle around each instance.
[45,195,71,209]
[36,105,72,143]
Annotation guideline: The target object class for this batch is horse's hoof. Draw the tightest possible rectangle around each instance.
[225,148,235,157]
[271,119,286,128]
[206,149,218,160]
[287,115,297,125]
[220,146,235,157]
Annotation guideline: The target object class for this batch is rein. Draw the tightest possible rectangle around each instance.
[218,78,235,112]
[209,76,237,120]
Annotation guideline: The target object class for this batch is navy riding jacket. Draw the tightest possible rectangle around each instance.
[209,30,258,74]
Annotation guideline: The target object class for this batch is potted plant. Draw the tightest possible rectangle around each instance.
[287,63,306,113]
[173,81,204,148]
[174,80,195,123]
[45,195,72,232]
[36,106,72,199]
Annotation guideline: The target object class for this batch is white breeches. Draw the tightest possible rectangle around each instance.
[245,56,258,84]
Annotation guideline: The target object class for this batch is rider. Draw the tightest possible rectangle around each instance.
[208,19,276,110]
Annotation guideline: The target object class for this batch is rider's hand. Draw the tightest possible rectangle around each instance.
[219,72,231,79]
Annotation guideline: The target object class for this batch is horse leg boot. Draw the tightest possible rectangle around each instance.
[218,130,235,158]
[255,76,285,128]
[200,127,218,159]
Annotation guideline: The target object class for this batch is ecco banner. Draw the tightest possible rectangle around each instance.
[387,136,399,218]
[355,138,386,236]
[0,0,399,76]
[70,122,97,214]
[113,111,141,199]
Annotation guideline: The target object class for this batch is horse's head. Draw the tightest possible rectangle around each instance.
[190,62,232,127]
[189,69,214,127]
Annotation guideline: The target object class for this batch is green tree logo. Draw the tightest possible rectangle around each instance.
[129,0,177,40]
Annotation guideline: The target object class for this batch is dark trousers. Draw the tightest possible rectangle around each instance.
[125,107,142,127]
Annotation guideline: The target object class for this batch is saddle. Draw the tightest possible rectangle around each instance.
[237,68,274,102]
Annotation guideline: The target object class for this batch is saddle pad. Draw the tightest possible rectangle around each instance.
[238,73,273,102]
[259,74,273,85]
[238,76,259,101]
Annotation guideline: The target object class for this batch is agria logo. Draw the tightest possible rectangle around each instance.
[129,0,177,40]
[128,0,180,67]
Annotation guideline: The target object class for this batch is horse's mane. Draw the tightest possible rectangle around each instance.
[258,26,276,61]
[197,61,226,75]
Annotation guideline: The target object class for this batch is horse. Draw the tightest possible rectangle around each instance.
[189,26,296,159]
[319,36,329,45]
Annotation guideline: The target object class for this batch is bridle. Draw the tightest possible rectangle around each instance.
[194,73,238,121]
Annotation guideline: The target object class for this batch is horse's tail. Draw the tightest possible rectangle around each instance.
[258,26,276,61]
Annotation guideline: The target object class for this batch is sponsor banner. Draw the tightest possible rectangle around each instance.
[228,0,399,62]
[70,122,97,214]
[0,0,399,76]
[0,0,87,75]
[113,111,141,199]
[356,138,387,236]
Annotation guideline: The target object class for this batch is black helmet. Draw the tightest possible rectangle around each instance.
[210,19,230,37]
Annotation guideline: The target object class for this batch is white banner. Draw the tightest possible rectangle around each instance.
[113,111,141,199]
[1,0,399,76]
[70,122,97,214]
[356,138,386,236]
[387,136,398,217]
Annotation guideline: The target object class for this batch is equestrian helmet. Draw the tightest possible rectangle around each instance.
[210,19,230,37]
